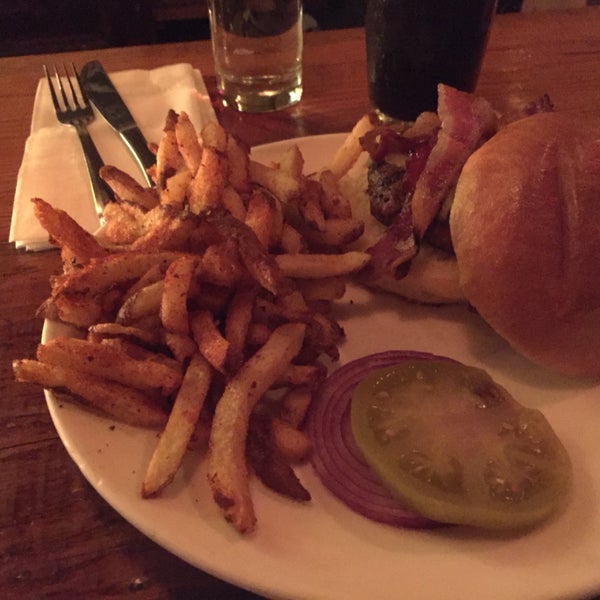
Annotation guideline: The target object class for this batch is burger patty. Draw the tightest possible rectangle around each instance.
[366,161,406,226]
[367,160,455,254]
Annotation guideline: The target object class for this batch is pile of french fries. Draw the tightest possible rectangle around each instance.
[13,111,371,534]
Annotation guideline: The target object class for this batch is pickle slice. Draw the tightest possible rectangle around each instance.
[350,359,572,529]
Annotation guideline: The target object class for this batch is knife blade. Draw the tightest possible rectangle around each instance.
[79,60,155,186]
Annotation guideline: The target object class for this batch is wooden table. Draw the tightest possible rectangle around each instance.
[2,8,600,599]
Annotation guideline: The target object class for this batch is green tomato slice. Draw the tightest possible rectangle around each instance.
[350,359,572,529]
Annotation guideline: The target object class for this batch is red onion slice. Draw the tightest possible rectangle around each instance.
[307,350,445,529]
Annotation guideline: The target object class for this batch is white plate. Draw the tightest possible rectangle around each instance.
[44,134,600,600]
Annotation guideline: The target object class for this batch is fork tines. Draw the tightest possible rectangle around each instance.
[43,63,90,116]
[43,61,112,215]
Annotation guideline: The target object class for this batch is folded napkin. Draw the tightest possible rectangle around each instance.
[10,63,217,250]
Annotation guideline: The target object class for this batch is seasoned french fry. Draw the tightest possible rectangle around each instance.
[161,169,192,209]
[295,276,347,302]
[175,111,203,174]
[253,292,310,326]
[188,146,227,214]
[142,353,212,497]
[37,337,182,395]
[224,286,257,373]
[226,134,250,193]
[13,359,167,428]
[298,179,326,232]
[96,338,182,374]
[327,112,375,180]
[279,222,305,254]
[117,280,164,325]
[122,314,162,334]
[248,160,300,203]
[244,189,280,249]
[207,322,306,533]
[277,144,304,179]
[270,417,312,462]
[197,241,244,288]
[121,263,166,303]
[101,202,148,245]
[227,221,284,295]
[52,252,181,297]
[52,292,103,328]
[156,110,185,191]
[160,255,198,334]
[277,288,310,313]
[87,322,161,346]
[130,212,197,252]
[301,216,365,248]
[318,169,352,219]
[278,387,313,427]
[201,121,228,152]
[275,250,370,278]
[100,165,158,210]
[246,412,311,501]
[31,198,108,265]
[97,336,178,367]
[190,310,230,373]
[140,204,167,231]
[162,331,198,363]
[221,186,247,221]
[275,363,327,389]
[309,312,344,354]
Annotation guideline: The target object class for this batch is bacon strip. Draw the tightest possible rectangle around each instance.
[411,84,498,239]
[361,205,417,283]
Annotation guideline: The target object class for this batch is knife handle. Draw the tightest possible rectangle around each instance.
[119,127,157,187]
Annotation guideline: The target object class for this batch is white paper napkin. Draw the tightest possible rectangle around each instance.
[10,63,217,250]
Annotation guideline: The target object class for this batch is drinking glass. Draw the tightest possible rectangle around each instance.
[208,0,303,112]
[366,0,498,121]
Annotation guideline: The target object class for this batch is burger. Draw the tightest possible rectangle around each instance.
[345,84,502,305]
[342,84,600,377]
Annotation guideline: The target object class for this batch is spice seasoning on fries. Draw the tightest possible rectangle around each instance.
[13,112,369,534]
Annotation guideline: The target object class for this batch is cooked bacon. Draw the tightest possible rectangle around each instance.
[360,205,417,283]
[362,133,437,283]
[410,84,498,239]
[361,127,435,164]
[360,85,498,286]
[437,84,498,145]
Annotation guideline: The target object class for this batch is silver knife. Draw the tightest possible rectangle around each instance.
[79,60,155,186]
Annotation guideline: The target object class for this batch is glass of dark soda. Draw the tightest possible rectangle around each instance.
[366,0,498,121]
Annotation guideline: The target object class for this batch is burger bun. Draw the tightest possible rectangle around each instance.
[450,112,600,377]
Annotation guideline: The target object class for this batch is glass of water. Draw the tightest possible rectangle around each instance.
[208,0,303,112]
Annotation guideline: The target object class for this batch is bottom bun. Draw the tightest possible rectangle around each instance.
[366,245,463,305]
[451,112,600,377]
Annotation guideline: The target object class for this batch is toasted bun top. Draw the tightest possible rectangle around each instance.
[450,112,600,377]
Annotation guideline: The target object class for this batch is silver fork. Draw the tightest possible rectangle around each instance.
[44,63,113,219]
